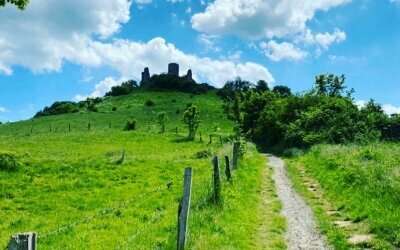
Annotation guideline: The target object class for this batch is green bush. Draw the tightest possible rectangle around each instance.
[145,100,155,107]
[124,119,136,131]
[194,149,212,159]
[0,151,20,172]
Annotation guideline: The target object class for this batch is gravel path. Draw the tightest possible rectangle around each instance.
[267,154,331,250]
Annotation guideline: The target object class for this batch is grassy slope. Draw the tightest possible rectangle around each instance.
[286,143,400,249]
[0,90,284,249]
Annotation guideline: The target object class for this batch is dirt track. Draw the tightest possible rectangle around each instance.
[267,154,331,250]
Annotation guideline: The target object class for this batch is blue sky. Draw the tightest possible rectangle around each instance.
[0,0,399,122]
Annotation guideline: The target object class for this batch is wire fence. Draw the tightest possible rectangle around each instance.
[38,184,171,239]
[3,140,240,250]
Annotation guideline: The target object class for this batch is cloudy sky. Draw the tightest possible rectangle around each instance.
[0,0,399,122]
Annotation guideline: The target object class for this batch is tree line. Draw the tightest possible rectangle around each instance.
[221,75,400,151]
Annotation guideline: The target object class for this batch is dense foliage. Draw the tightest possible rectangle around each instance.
[222,74,400,150]
[142,74,214,94]
[105,80,138,97]
[0,0,29,10]
[34,98,102,118]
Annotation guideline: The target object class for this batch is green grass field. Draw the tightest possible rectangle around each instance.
[0,90,284,249]
[286,143,400,249]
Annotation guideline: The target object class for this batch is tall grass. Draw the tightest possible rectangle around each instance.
[287,143,400,248]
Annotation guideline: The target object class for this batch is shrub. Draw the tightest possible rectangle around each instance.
[194,149,212,159]
[124,119,136,131]
[0,151,20,172]
[145,100,155,107]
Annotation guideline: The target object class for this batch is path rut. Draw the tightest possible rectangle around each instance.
[267,154,331,250]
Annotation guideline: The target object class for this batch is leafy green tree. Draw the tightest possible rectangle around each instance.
[105,80,138,97]
[183,105,201,140]
[315,74,346,97]
[0,0,29,10]
[217,77,254,100]
[255,80,269,93]
[156,111,168,133]
[272,85,292,96]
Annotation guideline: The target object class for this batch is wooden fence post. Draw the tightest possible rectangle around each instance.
[199,132,202,142]
[209,134,212,144]
[177,168,193,250]
[30,127,33,134]
[88,123,91,131]
[232,142,240,170]
[212,156,221,203]
[49,124,52,132]
[219,135,223,146]
[8,232,37,250]
[224,155,232,183]
[69,124,71,132]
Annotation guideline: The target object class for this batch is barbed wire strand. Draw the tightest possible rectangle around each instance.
[114,202,177,250]
[39,184,173,239]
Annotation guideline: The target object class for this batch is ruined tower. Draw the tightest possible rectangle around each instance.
[185,69,193,81]
[168,63,179,76]
[141,67,150,83]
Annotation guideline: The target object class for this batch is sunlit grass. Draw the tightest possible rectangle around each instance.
[0,91,284,249]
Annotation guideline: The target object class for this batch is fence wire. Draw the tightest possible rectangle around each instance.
[38,184,172,239]
[114,202,177,250]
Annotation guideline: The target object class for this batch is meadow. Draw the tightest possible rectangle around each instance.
[0,90,285,249]
[286,143,400,249]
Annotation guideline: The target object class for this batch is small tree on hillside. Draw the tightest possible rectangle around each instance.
[183,105,201,140]
[156,111,168,133]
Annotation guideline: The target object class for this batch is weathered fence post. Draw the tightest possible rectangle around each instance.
[209,134,212,144]
[88,123,91,131]
[232,142,240,170]
[212,156,221,203]
[177,168,193,250]
[224,155,232,183]
[30,127,33,134]
[199,132,202,142]
[68,123,71,132]
[49,124,52,132]
[8,232,37,250]
[219,135,223,146]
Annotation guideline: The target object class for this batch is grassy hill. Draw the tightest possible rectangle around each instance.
[0,90,285,249]
[286,144,400,249]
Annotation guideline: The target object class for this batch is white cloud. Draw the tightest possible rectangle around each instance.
[390,0,400,4]
[85,37,275,87]
[191,0,351,39]
[0,0,131,74]
[0,0,274,98]
[0,105,6,113]
[355,100,400,115]
[259,40,308,61]
[197,34,221,52]
[74,77,121,101]
[382,104,400,115]
[167,0,184,3]
[298,29,346,49]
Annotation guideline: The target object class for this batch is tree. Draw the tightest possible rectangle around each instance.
[315,74,346,97]
[256,80,269,93]
[0,0,29,10]
[272,85,291,96]
[183,105,201,140]
[156,111,168,133]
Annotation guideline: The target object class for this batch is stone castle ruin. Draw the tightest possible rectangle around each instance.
[141,63,193,83]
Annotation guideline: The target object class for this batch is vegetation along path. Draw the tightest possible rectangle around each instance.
[267,154,331,250]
